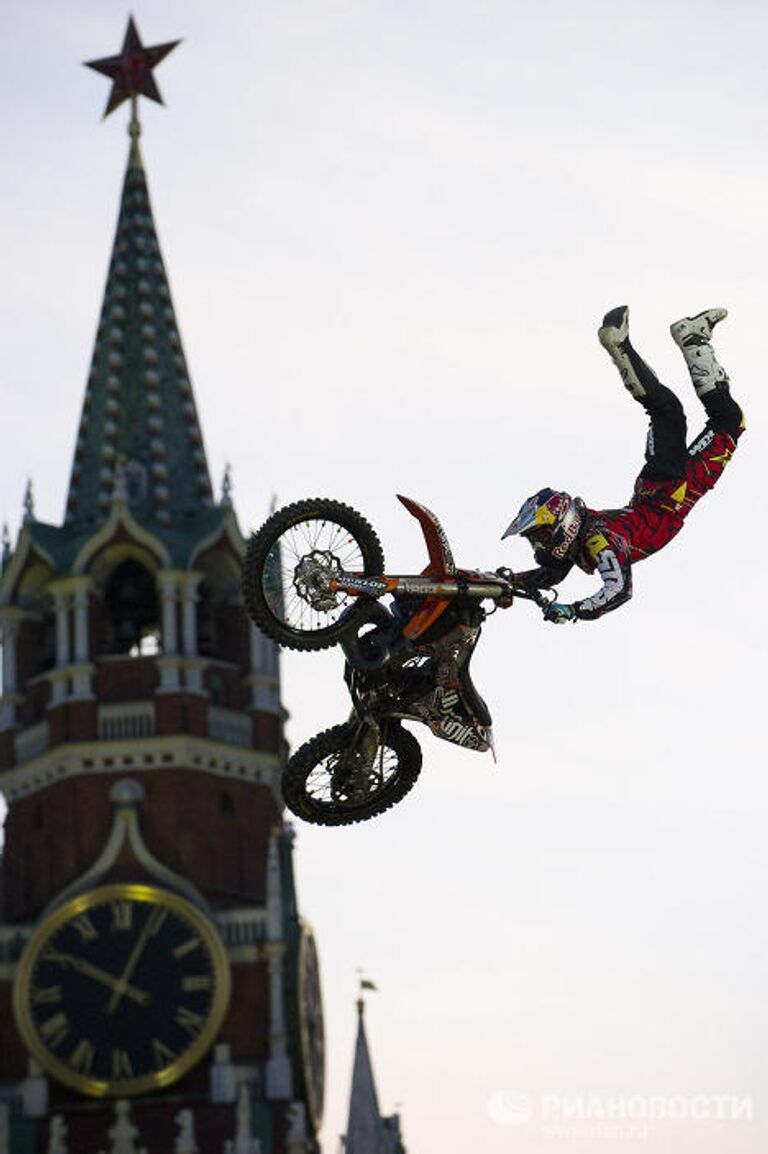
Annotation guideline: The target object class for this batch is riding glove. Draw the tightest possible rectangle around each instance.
[544,602,576,624]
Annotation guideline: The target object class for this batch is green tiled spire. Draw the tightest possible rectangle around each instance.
[65,121,214,530]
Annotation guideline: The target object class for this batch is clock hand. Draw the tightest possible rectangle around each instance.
[107,907,163,1015]
[44,951,150,1006]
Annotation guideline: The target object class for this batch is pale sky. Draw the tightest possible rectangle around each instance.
[2,2,767,1151]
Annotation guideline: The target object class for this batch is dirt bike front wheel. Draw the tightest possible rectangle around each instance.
[242,498,385,651]
[282,721,422,825]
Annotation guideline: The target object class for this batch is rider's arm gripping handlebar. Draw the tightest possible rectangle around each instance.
[494,568,556,612]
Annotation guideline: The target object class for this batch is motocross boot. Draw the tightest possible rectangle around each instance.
[598,306,665,404]
[670,308,729,398]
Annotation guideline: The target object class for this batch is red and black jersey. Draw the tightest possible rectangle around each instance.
[517,420,744,620]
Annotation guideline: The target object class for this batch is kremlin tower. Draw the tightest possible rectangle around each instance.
[0,19,324,1154]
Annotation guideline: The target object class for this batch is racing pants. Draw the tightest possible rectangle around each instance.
[619,380,745,559]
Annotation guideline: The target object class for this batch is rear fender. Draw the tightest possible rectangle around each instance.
[396,495,459,641]
[397,495,456,577]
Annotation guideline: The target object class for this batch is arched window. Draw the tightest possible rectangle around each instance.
[17,560,56,677]
[194,548,243,665]
[101,559,160,656]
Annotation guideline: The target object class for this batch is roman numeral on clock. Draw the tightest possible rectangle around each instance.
[30,985,62,1005]
[173,936,200,959]
[182,974,212,992]
[69,1039,95,1075]
[152,1039,177,1068]
[112,1049,134,1079]
[72,914,98,942]
[110,901,133,931]
[39,1012,70,1048]
[145,906,168,936]
[176,1006,204,1036]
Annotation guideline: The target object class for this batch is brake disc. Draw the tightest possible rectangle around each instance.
[293,550,343,612]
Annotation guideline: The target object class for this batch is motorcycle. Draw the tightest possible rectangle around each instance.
[242,495,551,825]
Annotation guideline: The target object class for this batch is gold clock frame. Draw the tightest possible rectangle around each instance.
[13,882,231,1099]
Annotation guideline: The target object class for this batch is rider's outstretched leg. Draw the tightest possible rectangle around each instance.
[599,305,665,403]
[670,308,745,505]
[599,305,688,480]
[670,307,743,438]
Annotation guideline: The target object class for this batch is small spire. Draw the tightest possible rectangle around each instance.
[174,1108,198,1154]
[128,95,144,171]
[232,1085,261,1154]
[22,479,35,523]
[1,523,11,569]
[47,1115,69,1154]
[100,1099,146,1154]
[344,987,389,1154]
[356,971,378,1012]
[209,1043,236,1104]
[221,463,233,507]
[285,1103,309,1146]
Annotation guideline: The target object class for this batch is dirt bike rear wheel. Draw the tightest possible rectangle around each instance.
[282,721,422,825]
[242,498,385,651]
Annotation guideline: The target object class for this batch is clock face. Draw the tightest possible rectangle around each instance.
[13,883,231,1098]
[297,923,325,1131]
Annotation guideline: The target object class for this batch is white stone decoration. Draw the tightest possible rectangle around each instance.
[47,1115,68,1154]
[174,1108,198,1153]
[265,830,293,1101]
[98,1099,147,1154]
[231,1085,262,1154]
[210,1042,236,1103]
[285,1102,309,1151]
[1,732,279,804]
[21,1057,49,1117]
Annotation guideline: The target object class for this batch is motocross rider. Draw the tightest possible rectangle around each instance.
[504,307,745,623]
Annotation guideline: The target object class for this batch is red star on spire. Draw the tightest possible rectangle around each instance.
[84,16,181,119]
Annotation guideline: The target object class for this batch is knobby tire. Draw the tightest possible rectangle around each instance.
[242,498,385,652]
[282,721,422,825]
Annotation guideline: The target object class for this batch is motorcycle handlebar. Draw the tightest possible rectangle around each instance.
[494,568,557,612]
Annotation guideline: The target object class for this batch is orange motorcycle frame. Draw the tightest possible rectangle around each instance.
[328,494,510,641]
